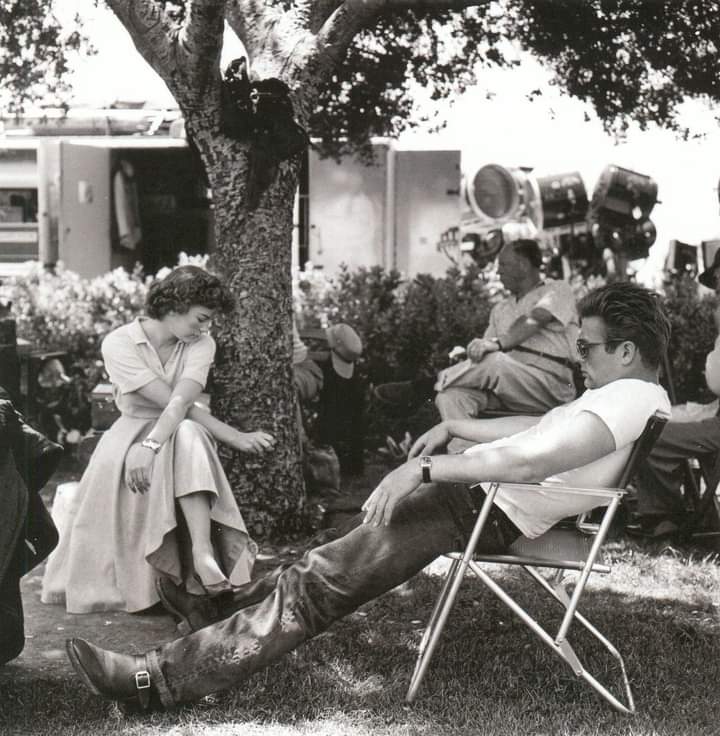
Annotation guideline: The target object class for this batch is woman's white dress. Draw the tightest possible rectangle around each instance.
[42,317,256,613]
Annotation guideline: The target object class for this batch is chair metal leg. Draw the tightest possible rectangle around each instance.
[521,565,635,713]
[406,482,500,703]
[406,556,461,702]
[468,561,635,714]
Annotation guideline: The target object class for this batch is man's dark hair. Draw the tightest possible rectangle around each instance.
[511,239,543,269]
[577,282,670,369]
[146,265,235,319]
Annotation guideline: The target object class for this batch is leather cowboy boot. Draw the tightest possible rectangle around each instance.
[66,638,155,711]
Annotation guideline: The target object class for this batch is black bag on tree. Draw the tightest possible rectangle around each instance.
[221,58,309,208]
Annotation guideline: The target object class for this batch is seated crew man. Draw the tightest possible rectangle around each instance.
[374,240,578,435]
[65,283,670,712]
[634,254,720,537]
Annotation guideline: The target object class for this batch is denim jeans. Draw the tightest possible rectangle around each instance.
[147,482,520,707]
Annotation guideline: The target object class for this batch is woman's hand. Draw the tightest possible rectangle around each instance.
[408,422,452,459]
[232,430,276,455]
[124,443,156,494]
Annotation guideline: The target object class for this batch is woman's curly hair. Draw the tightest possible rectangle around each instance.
[146,265,235,319]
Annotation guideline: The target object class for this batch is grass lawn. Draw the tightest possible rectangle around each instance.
[2,535,719,736]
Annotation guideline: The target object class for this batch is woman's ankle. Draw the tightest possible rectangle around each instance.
[192,550,227,586]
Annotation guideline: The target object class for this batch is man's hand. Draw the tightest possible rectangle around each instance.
[362,460,422,526]
[408,423,452,459]
[125,443,156,494]
[467,337,500,363]
[232,430,276,455]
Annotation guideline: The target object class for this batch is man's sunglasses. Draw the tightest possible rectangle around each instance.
[575,338,624,360]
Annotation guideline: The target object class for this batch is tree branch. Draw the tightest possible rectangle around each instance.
[314,0,487,71]
[176,0,226,96]
[106,0,178,81]
[225,0,284,57]
[226,0,320,81]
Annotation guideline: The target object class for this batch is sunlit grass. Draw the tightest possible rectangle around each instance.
[2,537,719,736]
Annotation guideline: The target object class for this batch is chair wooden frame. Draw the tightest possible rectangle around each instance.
[406,412,668,714]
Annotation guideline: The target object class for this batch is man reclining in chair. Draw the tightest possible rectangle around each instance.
[66,282,671,711]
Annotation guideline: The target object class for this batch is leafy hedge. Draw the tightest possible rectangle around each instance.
[6,258,717,457]
[295,263,500,386]
[295,265,719,447]
[663,274,718,404]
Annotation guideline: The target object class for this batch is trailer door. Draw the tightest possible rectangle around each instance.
[59,142,111,278]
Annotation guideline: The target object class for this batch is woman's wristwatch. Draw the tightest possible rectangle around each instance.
[140,438,162,454]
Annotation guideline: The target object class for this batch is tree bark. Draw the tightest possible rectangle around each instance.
[207,148,304,539]
[105,0,487,539]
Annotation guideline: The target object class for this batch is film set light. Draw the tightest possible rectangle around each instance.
[590,165,659,259]
[461,164,536,265]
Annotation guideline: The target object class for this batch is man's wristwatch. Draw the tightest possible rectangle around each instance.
[140,438,162,454]
[419,456,432,484]
[490,337,504,351]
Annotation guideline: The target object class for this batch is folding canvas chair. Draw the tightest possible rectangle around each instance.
[406,411,668,714]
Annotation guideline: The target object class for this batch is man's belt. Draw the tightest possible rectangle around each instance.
[510,345,576,371]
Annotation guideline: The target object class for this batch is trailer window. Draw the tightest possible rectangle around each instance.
[0,188,38,223]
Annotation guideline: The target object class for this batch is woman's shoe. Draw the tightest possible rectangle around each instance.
[192,572,232,597]
[66,638,155,711]
[156,577,218,635]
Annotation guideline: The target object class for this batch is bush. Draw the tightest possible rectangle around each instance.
[663,274,718,404]
[2,262,150,442]
[295,263,499,386]
[8,261,149,360]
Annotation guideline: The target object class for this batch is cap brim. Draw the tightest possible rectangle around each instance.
[331,351,354,379]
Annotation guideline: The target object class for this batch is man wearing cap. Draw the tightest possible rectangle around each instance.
[375,240,579,449]
[293,320,364,471]
[633,252,720,537]
[316,324,365,474]
[325,324,363,380]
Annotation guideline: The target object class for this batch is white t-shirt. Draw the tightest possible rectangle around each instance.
[464,379,671,538]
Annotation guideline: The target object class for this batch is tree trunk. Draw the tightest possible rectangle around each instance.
[197,124,306,540]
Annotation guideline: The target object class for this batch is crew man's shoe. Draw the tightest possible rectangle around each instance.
[156,577,217,635]
[66,638,156,711]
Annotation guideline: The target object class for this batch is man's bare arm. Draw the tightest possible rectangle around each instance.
[430,411,614,485]
[365,411,615,526]
[409,414,542,458]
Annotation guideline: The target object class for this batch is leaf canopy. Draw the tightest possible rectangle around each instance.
[4,1,720,150]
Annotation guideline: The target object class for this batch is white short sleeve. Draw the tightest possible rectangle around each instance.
[532,281,577,327]
[578,379,670,450]
[101,331,157,394]
[180,335,216,388]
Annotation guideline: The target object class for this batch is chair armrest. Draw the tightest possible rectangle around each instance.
[472,481,626,501]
